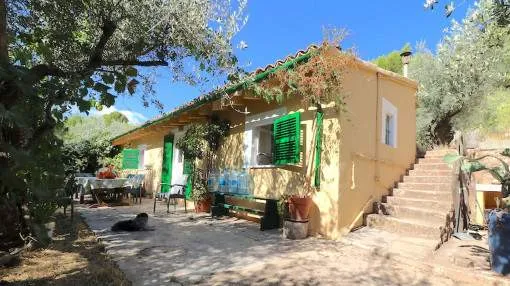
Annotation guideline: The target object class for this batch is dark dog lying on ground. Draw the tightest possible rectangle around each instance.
[111,213,154,231]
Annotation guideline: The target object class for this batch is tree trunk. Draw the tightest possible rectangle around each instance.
[0,199,23,251]
[0,0,8,66]
[433,116,455,147]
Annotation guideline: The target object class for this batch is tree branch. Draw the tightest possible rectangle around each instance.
[88,19,117,68]
[29,64,68,78]
[26,64,79,83]
[102,59,168,67]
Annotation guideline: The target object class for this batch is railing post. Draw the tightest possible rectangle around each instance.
[452,130,471,234]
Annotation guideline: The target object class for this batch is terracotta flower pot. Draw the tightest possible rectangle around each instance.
[195,197,212,213]
[288,196,312,221]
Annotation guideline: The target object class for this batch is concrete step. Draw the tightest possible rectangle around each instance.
[398,182,451,191]
[408,169,453,176]
[403,175,452,184]
[385,196,452,211]
[366,214,443,240]
[392,188,452,201]
[425,149,457,157]
[379,203,448,225]
[418,157,449,164]
[341,228,438,259]
[412,163,452,171]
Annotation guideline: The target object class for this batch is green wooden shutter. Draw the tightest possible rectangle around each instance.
[314,111,324,187]
[122,149,140,169]
[182,157,193,199]
[273,112,301,165]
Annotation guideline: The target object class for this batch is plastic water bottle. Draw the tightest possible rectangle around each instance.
[238,170,249,195]
[239,171,247,195]
[230,170,239,194]
[224,169,231,193]
[218,170,226,193]
[207,172,219,192]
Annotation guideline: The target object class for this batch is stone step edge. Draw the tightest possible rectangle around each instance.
[391,189,453,197]
[379,203,450,218]
[366,213,443,231]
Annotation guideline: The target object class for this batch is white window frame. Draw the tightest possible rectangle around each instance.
[244,107,287,168]
[381,98,398,148]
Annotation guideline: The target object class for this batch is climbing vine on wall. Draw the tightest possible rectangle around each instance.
[176,116,230,161]
[245,31,357,111]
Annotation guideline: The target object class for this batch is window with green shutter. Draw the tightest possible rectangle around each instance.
[273,112,301,165]
[183,158,193,174]
[314,111,324,187]
[122,149,140,169]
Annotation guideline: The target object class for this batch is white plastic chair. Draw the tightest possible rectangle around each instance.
[154,174,189,213]
[124,174,145,204]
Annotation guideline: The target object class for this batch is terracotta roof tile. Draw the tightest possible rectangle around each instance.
[251,44,319,76]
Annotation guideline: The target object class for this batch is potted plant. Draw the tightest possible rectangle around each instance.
[191,170,212,213]
[281,181,314,240]
[445,149,510,275]
[284,180,314,221]
[176,119,229,213]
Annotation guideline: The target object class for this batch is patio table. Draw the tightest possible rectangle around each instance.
[75,177,128,204]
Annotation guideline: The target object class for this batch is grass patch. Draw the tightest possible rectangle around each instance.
[0,212,131,286]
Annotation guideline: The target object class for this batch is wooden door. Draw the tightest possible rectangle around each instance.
[160,135,174,193]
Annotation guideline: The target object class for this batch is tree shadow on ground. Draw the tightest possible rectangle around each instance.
[77,205,444,286]
[0,213,130,286]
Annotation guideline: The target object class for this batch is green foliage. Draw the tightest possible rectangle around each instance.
[245,42,356,111]
[1,0,247,246]
[61,114,133,144]
[175,119,229,202]
[5,0,248,110]
[424,0,510,21]
[190,172,209,202]
[60,114,132,174]
[176,124,207,161]
[410,0,510,148]
[371,43,411,74]
[443,151,510,198]
[203,116,230,151]
[103,112,128,125]
[176,118,230,161]
[101,152,123,171]
[455,89,510,134]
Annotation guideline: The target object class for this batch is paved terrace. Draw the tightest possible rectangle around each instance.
[78,200,507,286]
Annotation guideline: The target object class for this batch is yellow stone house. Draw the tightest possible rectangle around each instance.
[112,44,418,239]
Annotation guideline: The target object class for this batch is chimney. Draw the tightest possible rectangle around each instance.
[400,51,412,77]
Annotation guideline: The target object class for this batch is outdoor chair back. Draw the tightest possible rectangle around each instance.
[170,174,189,195]
[74,172,94,201]
[124,174,145,204]
[154,174,189,213]
[75,172,94,177]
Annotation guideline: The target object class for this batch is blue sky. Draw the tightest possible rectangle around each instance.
[106,0,471,124]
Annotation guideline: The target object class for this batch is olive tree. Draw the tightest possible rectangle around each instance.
[410,0,508,148]
[0,0,247,247]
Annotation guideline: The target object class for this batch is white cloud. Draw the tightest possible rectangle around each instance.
[91,106,148,125]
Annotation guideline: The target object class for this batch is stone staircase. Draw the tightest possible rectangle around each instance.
[366,149,457,250]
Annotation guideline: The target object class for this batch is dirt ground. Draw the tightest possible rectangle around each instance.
[1,201,509,286]
[0,212,130,286]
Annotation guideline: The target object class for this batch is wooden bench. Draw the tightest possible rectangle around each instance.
[210,192,280,230]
